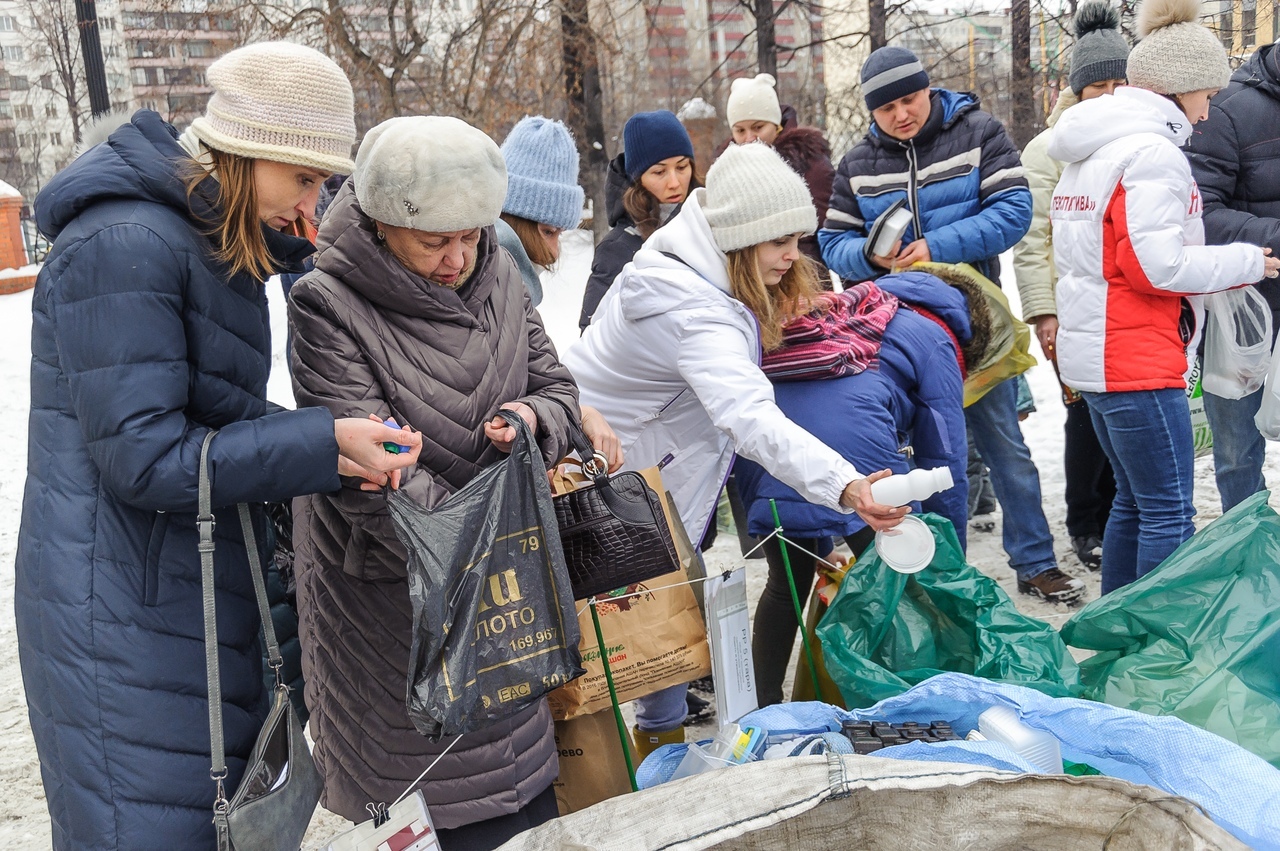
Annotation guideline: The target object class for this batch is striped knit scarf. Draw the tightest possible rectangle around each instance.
[761,282,899,382]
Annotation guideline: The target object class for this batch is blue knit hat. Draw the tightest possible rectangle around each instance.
[861,46,931,111]
[500,116,585,231]
[622,110,694,183]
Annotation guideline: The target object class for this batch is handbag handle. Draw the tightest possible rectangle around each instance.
[198,430,285,809]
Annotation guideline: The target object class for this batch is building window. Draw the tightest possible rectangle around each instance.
[14,103,33,120]
[0,15,16,31]
[2,45,23,61]
[99,15,115,30]
[9,75,27,91]
[50,132,62,146]
[1243,0,1257,46]
[0,101,11,119]
[1219,0,1235,47]
[45,103,57,117]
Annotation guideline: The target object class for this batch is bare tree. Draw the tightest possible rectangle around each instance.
[1010,0,1036,147]
[561,0,609,238]
[22,0,87,143]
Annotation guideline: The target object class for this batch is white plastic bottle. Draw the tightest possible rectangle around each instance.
[869,467,955,507]
[977,705,1063,773]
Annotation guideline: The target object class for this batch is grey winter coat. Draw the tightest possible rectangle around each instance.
[287,182,579,828]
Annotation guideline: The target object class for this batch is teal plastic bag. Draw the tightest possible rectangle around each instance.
[1061,491,1280,768]
[815,514,1081,709]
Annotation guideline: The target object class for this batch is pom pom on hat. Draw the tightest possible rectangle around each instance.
[702,143,817,253]
[726,73,783,128]
[189,41,356,175]
[354,116,507,232]
[500,116,584,231]
[623,111,695,183]
[1127,0,1230,94]
[1069,2,1130,94]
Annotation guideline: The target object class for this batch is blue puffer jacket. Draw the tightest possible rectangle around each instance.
[15,110,341,850]
[818,89,1032,284]
[734,271,970,549]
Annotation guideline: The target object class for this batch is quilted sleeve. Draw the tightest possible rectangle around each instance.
[49,223,339,512]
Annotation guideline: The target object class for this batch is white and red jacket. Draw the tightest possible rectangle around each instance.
[1048,86,1264,393]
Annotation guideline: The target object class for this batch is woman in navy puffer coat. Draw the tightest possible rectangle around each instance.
[736,270,970,705]
[15,45,419,851]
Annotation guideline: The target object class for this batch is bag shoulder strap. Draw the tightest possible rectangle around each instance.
[198,431,285,809]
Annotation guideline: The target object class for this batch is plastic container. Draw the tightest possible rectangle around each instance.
[977,705,1063,773]
[869,467,955,508]
[874,515,935,574]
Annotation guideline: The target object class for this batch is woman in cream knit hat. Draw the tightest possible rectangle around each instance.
[564,142,908,757]
[16,41,420,850]
[1049,0,1280,593]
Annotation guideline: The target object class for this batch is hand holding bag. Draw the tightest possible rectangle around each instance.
[198,432,322,851]
[553,428,681,600]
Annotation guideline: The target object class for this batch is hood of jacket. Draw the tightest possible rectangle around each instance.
[311,180,499,327]
[36,109,312,270]
[1048,86,1191,163]
[604,151,633,228]
[874,270,974,343]
[869,89,979,150]
[1233,42,1280,102]
[774,125,832,172]
[614,189,739,323]
[1046,88,1079,128]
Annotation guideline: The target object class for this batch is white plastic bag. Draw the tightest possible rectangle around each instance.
[1202,287,1272,400]
[1256,333,1280,439]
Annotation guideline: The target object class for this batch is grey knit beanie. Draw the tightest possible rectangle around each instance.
[1069,3,1130,94]
[702,143,817,253]
[353,116,507,232]
[1127,0,1230,94]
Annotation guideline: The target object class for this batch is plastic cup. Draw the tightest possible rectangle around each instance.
[874,515,935,574]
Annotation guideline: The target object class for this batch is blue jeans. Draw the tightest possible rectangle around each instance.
[634,683,688,732]
[965,378,1056,581]
[1082,389,1197,594]
[1202,387,1267,512]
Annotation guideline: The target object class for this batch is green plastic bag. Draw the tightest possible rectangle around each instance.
[815,514,1081,709]
[1061,491,1280,768]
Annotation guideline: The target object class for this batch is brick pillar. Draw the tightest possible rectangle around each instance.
[0,185,37,295]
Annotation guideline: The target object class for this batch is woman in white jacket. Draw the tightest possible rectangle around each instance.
[1049,0,1280,594]
[563,142,906,753]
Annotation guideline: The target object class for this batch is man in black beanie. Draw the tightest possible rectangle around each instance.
[821,45,1084,604]
[1186,39,1280,513]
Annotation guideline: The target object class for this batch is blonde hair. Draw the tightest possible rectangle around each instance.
[725,245,822,352]
[184,148,276,281]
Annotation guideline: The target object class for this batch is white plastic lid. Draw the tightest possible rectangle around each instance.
[874,515,935,574]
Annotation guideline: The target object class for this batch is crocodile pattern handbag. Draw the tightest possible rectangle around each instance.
[553,430,681,600]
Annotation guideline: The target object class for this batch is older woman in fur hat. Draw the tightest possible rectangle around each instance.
[287,116,581,850]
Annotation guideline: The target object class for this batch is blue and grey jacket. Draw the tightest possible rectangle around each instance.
[819,89,1032,284]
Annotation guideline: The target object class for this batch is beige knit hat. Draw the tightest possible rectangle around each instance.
[1127,0,1230,94]
[726,73,783,128]
[189,41,357,174]
[354,116,508,232]
[702,142,816,253]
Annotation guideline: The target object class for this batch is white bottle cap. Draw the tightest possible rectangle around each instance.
[874,515,935,574]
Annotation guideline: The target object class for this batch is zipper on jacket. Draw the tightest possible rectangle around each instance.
[143,511,169,607]
[637,389,688,424]
[906,142,924,240]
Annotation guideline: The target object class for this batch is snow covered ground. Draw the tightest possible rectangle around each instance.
[1,231,1276,846]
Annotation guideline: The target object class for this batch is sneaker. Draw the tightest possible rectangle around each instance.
[970,513,997,534]
[684,691,714,727]
[1071,535,1102,571]
[1018,568,1086,605]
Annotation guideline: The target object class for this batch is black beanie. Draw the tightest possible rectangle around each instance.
[861,46,931,111]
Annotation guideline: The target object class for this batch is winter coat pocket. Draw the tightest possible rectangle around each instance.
[143,511,169,606]
[340,524,404,583]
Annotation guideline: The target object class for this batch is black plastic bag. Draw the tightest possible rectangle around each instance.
[389,411,584,738]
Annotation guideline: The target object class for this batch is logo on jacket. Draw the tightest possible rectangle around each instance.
[1189,183,1202,216]
[1052,194,1096,212]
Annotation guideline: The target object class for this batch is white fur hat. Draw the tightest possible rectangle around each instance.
[702,142,816,253]
[189,41,356,174]
[353,116,508,232]
[726,73,783,128]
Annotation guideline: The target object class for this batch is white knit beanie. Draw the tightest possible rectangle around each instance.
[1127,0,1230,94]
[189,41,356,174]
[702,142,816,253]
[354,116,508,232]
[726,73,783,128]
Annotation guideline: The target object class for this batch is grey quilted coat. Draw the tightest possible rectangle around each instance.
[287,182,579,828]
